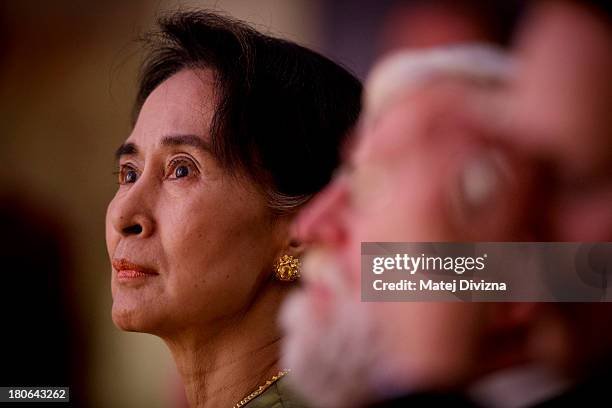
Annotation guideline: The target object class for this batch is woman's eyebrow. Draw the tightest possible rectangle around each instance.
[115,142,137,160]
[114,134,212,161]
[160,134,211,153]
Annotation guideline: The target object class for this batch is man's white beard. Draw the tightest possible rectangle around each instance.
[279,251,400,408]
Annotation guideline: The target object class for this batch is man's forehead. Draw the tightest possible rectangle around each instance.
[353,93,430,165]
[353,81,482,166]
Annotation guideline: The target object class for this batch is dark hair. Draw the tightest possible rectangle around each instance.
[135,11,361,214]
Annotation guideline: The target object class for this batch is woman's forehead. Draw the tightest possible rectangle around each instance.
[132,69,216,144]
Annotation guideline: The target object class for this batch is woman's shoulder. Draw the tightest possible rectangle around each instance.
[245,375,311,408]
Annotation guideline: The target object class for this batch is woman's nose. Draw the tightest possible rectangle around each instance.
[295,179,348,246]
[109,183,156,239]
[116,213,154,238]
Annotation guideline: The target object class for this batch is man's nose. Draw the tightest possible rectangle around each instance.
[295,179,349,246]
[109,180,156,239]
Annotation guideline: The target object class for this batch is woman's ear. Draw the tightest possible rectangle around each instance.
[272,227,307,282]
[271,215,308,264]
[279,215,309,259]
[284,237,307,259]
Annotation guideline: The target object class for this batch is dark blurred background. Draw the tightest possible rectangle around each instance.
[0,1,526,405]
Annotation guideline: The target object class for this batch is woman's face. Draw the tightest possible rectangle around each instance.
[105,69,287,335]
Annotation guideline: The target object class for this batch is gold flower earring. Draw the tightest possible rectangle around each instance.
[274,254,301,282]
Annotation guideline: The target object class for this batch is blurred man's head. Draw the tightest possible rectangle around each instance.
[281,4,612,404]
[280,46,536,407]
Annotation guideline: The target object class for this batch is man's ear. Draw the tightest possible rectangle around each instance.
[479,303,542,371]
[486,303,541,333]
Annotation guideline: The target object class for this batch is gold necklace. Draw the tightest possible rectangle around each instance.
[233,369,290,408]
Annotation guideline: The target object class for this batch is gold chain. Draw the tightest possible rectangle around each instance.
[232,369,291,408]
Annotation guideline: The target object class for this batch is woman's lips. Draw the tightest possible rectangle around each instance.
[112,258,158,280]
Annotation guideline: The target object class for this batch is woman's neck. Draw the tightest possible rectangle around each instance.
[163,283,287,408]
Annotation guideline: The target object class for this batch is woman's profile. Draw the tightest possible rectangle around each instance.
[104,10,361,408]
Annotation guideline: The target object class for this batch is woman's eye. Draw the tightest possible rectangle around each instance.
[175,165,190,178]
[125,170,138,183]
[168,158,199,180]
[118,166,139,184]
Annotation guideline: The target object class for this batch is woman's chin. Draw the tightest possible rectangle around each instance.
[111,302,159,333]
